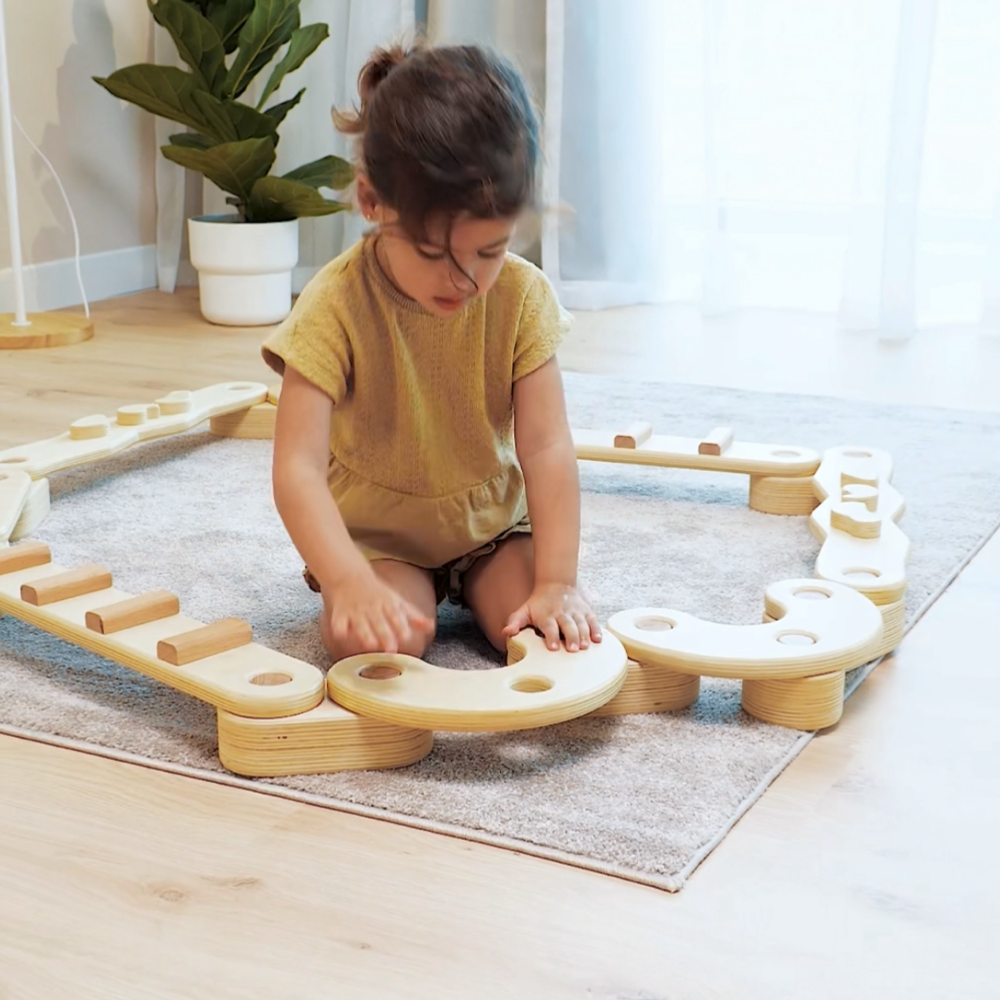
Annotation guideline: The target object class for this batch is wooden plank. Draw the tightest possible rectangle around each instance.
[157,618,253,666]
[85,590,180,635]
[20,564,111,606]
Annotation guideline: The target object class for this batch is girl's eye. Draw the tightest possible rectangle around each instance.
[416,247,446,261]
[478,251,505,259]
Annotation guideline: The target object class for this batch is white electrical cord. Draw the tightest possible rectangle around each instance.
[12,114,89,317]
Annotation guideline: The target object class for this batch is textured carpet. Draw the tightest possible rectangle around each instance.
[2,373,999,891]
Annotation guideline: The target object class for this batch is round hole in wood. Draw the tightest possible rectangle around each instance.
[510,676,554,693]
[843,449,873,458]
[792,586,832,601]
[634,616,676,631]
[843,567,881,580]
[0,457,28,464]
[770,449,801,458]
[357,663,402,681]
[776,631,818,646]
[249,672,293,686]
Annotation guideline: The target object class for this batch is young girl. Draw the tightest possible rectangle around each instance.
[262,43,601,661]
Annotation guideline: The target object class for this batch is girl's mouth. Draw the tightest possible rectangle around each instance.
[433,296,466,312]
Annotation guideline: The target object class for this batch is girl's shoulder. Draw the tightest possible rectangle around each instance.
[492,252,551,301]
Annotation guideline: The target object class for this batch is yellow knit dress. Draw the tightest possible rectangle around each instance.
[262,236,570,570]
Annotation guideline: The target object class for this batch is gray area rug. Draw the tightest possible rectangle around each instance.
[2,373,999,891]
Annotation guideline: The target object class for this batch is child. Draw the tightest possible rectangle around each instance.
[262,43,601,661]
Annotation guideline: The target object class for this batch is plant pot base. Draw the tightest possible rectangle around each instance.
[198,272,293,327]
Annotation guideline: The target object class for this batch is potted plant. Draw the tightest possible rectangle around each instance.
[95,0,354,326]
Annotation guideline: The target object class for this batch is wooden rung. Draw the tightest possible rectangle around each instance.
[20,564,112,606]
[613,421,653,449]
[85,589,180,635]
[157,617,253,666]
[698,427,734,456]
[0,541,51,575]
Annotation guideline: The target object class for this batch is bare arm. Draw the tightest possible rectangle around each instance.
[509,357,600,649]
[272,365,370,589]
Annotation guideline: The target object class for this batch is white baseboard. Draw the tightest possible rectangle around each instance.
[0,245,157,313]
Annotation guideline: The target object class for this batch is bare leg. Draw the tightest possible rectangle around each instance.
[462,534,535,653]
[319,559,438,660]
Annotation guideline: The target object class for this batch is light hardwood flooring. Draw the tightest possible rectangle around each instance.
[0,289,997,999]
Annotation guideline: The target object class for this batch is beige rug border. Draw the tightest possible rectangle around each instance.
[4,509,997,895]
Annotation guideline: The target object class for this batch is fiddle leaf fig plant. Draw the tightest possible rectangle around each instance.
[95,0,353,223]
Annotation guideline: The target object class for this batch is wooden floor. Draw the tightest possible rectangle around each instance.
[1,289,997,999]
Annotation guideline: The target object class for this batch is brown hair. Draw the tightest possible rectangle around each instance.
[334,43,540,244]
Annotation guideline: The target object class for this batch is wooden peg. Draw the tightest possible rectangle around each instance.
[157,617,253,666]
[20,564,112,606]
[0,541,51,575]
[698,427,734,456]
[155,390,193,415]
[613,422,653,449]
[85,590,180,635]
[69,415,111,440]
[116,403,160,426]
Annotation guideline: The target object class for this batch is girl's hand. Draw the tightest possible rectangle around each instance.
[326,571,434,654]
[502,583,603,653]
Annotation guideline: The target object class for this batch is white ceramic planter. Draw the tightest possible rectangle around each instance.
[188,214,299,326]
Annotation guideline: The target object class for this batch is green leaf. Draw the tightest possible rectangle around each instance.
[208,0,256,53]
[95,65,206,132]
[263,87,305,127]
[223,0,301,99]
[168,131,216,149]
[256,23,328,109]
[281,155,354,191]
[161,136,276,202]
[246,175,351,222]
[148,0,226,95]
[223,100,279,140]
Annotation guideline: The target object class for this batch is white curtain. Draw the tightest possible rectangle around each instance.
[543,0,1000,338]
[154,0,415,294]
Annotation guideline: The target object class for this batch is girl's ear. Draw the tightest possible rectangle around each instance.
[355,173,379,222]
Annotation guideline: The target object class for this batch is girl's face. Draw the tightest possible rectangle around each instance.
[358,177,516,317]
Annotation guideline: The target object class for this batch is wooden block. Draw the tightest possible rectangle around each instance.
[0,469,33,545]
[748,474,819,516]
[209,402,277,440]
[328,630,628,733]
[85,590,180,635]
[69,415,110,440]
[116,403,160,426]
[20,564,112,606]
[589,659,700,716]
[698,426,734,456]
[157,617,253,666]
[741,670,845,729]
[156,390,193,415]
[613,421,653,449]
[10,478,50,542]
[607,578,883,681]
[217,698,434,777]
[0,541,51,575]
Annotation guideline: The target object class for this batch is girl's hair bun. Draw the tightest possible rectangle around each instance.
[334,44,411,135]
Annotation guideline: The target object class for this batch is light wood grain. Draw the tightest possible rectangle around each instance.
[20,563,113,606]
[157,617,253,667]
[328,630,629,732]
[86,589,181,635]
[0,539,51,573]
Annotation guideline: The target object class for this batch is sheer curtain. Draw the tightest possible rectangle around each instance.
[154,0,415,294]
[543,0,1000,337]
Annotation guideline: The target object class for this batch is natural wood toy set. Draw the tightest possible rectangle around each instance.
[0,382,910,776]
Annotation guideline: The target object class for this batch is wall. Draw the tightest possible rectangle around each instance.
[0,0,156,311]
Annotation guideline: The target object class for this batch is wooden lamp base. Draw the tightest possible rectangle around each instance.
[0,312,94,349]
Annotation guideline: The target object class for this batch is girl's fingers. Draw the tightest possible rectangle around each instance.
[573,612,590,649]
[557,612,580,652]
[502,605,531,637]
[586,612,603,642]
[369,611,400,653]
[540,616,561,651]
[353,615,380,653]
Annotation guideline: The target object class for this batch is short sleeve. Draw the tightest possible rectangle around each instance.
[512,270,573,382]
[261,271,352,404]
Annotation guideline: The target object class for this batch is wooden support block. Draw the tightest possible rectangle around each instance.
[210,402,277,440]
[0,541,51,574]
[69,415,110,440]
[589,659,700,716]
[613,422,653,449]
[748,474,819,516]
[157,617,253,666]
[85,590,180,635]
[741,670,845,730]
[21,564,112,606]
[698,426,734,456]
